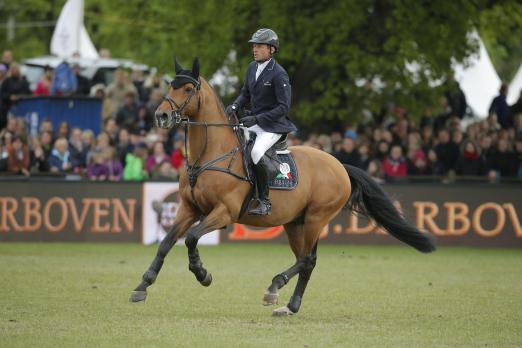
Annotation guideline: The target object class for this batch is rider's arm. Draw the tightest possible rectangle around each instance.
[233,62,254,110]
[255,72,291,123]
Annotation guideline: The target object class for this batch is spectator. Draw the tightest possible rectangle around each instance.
[86,148,123,181]
[145,141,169,173]
[106,69,138,109]
[374,140,390,161]
[358,142,370,170]
[123,143,149,180]
[87,132,111,164]
[48,137,72,173]
[137,105,154,133]
[7,135,30,175]
[170,133,186,170]
[451,129,464,147]
[489,84,510,129]
[333,137,362,168]
[146,88,163,116]
[116,127,133,164]
[30,137,50,173]
[39,118,54,134]
[367,159,385,184]
[444,76,467,119]
[434,128,459,174]
[116,91,139,129]
[69,127,88,170]
[1,50,13,70]
[91,83,117,122]
[455,139,488,176]
[72,64,91,95]
[0,63,30,129]
[152,160,178,180]
[406,148,429,175]
[103,118,119,144]
[0,64,8,88]
[0,135,8,172]
[34,66,53,96]
[57,121,70,139]
[426,149,444,176]
[51,61,77,96]
[131,68,147,102]
[382,144,407,178]
[509,89,522,125]
[488,138,518,178]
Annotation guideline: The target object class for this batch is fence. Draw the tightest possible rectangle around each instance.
[0,179,520,247]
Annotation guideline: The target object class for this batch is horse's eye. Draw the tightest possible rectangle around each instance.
[185,87,193,93]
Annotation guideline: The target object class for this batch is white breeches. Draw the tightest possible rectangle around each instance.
[248,125,282,164]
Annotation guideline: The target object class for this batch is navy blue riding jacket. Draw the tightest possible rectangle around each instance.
[234,59,297,134]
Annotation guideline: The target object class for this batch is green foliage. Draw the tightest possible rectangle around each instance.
[1,0,521,125]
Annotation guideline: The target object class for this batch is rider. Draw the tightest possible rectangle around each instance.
[226,28,297,216]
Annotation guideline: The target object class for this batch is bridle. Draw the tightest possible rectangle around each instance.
[154,77,249,211]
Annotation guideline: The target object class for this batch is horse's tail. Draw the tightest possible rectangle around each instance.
[344,164,436,253]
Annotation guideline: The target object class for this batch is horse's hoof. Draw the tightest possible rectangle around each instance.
[263,291,279,306]
[200,272,212,287]
[129,290,147,302]
[272,306,295,317]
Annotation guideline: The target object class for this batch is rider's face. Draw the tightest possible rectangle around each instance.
[253,44,272,62]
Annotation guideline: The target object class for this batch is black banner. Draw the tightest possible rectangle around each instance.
[0,181,142,242]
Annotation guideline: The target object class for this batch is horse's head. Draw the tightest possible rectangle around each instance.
[155,57,201,129]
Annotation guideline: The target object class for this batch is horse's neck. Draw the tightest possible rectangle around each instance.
[187,94,238,165]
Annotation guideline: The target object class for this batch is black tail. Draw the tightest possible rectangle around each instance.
[345,165,436,253]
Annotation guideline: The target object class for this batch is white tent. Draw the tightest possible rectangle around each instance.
[453,31,501,118]
[508,63,522,105]
[50,0,99,59]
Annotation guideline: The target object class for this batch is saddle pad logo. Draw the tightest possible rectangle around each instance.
[268,153,298,190]
[277,163,292,180]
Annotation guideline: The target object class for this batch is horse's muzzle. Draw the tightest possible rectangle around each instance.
[154,109,178,129]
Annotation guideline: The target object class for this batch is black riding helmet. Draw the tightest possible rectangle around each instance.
[248,28,279,52]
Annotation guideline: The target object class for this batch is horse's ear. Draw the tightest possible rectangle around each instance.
[191,57,200,78]
[174,56,183,75]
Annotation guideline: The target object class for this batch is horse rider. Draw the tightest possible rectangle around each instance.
[226,28,297,216]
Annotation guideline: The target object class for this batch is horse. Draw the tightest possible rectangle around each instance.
[129,57,436,316]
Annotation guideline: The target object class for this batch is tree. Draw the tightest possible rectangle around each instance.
[1,0,520,128]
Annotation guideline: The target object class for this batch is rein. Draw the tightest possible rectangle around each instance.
[158,81,250,211]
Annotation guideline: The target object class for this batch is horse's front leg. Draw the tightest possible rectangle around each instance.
[130,204,197,302]
[185,205,231,287]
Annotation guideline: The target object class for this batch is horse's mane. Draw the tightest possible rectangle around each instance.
[200,77,229,123]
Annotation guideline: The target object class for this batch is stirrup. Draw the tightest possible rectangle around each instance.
[248,199,272,216]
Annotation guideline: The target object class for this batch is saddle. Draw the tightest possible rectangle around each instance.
[243,132,299,191]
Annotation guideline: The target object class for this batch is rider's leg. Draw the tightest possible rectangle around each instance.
[248,126,281,215]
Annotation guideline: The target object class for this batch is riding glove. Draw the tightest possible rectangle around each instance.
[241,116,257,127]
[225,104,239,118]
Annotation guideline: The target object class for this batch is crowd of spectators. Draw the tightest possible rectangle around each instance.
[0,48,521,183]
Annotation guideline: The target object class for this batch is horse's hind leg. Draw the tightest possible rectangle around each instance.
[273,243,317,316]
[130,204,197,302]
[272,220,322,316]
[185,205,231,287]
[262,222,307,306]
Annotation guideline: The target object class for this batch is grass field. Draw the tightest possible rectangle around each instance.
[0,243,521,347]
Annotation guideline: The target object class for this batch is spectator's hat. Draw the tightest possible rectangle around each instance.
[344,130,357,140]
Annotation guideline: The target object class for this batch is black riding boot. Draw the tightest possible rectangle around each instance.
[249,158,272,216]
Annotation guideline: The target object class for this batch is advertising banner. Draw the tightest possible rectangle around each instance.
[221,184,522,248]
[142,182,219,245]
[0,181,141,242]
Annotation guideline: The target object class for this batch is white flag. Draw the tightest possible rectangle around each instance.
[50,0,99,59]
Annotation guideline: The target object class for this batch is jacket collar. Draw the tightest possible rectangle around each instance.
[253,59,276,87]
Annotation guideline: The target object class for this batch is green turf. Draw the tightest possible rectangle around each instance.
[0,243,521,348]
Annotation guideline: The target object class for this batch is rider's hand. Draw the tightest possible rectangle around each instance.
[225,103,239,118]
[241,116,257,127]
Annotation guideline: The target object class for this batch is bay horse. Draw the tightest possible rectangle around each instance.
[130,58,436,316]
